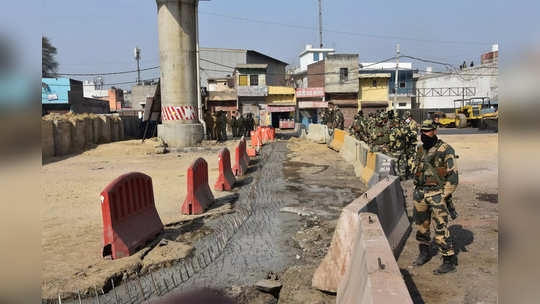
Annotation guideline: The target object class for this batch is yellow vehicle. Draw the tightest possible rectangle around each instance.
[431,97,497,128]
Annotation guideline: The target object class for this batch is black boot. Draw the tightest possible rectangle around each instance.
[413,244,432,266]
[433,255,458,275]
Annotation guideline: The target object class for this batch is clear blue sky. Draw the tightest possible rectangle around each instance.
[38,0,539,89]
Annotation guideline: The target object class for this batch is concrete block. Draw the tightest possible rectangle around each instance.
[69,118,86,152]
[312,176,411,292]
[307,124,330,144]
[374,153,396,181]
[328,129,346,151]
[82,117,93,147]
[98,115,112,143]
[41,119,55,158]
[337,213,413,304]
[53,119,72,156]
[339,134,359,163]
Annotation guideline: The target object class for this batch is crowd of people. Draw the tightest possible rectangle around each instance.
[203,110,255,142]
[349,109,418,179]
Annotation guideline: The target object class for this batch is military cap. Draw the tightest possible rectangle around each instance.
[420,120,437,131]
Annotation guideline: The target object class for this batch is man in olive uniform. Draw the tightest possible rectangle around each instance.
[327,106,335,129]
[204,110,214,140]
[413,120,459,275]
[334,106,345,130]
[229,113,238,138]
[320,109,328,125]
[388,116,407,179]
[370,113,389,153]
[246,113,255,137]
[404,111,419,178]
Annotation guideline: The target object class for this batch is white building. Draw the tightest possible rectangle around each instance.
[83,80,108,99]
[416,62,498,110]
[299,44,335,72]
[292,44,335,88]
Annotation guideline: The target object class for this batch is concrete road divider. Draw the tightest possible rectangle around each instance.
[358,175,411,257]
[182,158,215,215]
[360,151,377,186]
[312,176,411,292]
[269,127,275,141]
[307,124,330,144]
[339,134,359,163]
[100,172,164,259]
[354,141,370,177]
[328,129,346,151]
[374,153,396,179]
[233,141,248,177]
[337,213,413,304]
[214,148,236,191]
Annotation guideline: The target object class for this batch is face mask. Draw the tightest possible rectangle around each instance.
[421,134,438,150]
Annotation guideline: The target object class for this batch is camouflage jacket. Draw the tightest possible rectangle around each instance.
[388,125,406,153]
[414,139,458,197]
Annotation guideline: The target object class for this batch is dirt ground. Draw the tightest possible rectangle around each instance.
[398,133,498,304]
[41,138,242,299]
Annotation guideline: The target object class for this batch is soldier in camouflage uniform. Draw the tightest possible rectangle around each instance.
[215,111,227,142]
[204,109,214,140]
[412,120,459,275]
[403,111,418,178]
[320,109,328,125]
[230,112,239,138]
[334,106,345,130]
[370,113,389,153]
[237,114,245,138]
[388,116,407,179]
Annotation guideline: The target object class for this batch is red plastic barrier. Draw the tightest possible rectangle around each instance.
[182,158,215,215]
[251,130,261,148]
[214,148,236,191]
[261,127,269,144]
[257,128,264,145]
[233,140,248,176]
[240,136,250,165]
[247,148,257,157]
[100,172,163,259]
[270,127,275,141]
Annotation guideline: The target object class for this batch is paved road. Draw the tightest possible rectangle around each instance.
[436,128,497,135]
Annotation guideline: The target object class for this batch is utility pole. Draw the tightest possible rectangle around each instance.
[134,47,141,85]
[393,44,400,112]
[318,0,323,48]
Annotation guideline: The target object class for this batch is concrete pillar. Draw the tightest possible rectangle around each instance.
[156,0,203,148]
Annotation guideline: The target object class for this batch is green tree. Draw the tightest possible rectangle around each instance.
[42,36,58,77]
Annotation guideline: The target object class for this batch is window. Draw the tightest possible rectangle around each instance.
[313,53,320,61]
[399,82,406,88]
[399,102,406,107]
[372,80,377,87]
[250,74,259,86]
[340,68,348,82]
[239,75,248,86]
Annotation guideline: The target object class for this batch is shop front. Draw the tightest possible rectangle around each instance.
[327,92,359,128]
[267,86,296,129]
[267,105,295,129]
[296,87,326,128]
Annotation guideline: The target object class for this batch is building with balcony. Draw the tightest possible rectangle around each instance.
[235,64,269,122]
[206,76,237,116]
[359,62,417,110]
[291,44,335,89]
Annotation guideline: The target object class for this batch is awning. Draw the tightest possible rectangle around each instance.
[268,106,295,112]
[298,101,328,109]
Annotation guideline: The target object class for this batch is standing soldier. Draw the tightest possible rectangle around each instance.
[404,111,418,178]
[388,116,407,179]
[204,109,214,140]
[320,109,328,125]
[370,113,388,153]
[327,105,335,130]
[334,106,345,130]
[412,120,459,274]
[237,113,245,138]
[247,113,255,136]
[231,112,238,138]
[211,112,218,141]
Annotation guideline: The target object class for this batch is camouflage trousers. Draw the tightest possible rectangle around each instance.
[391,151,407,178]
[405,145,416,178]
[413,189,455,256]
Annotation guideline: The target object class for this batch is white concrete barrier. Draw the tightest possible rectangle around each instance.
[307,124,330,144]
[312,176,411,292]
[339,134,359,163]
[337,213,413,304]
